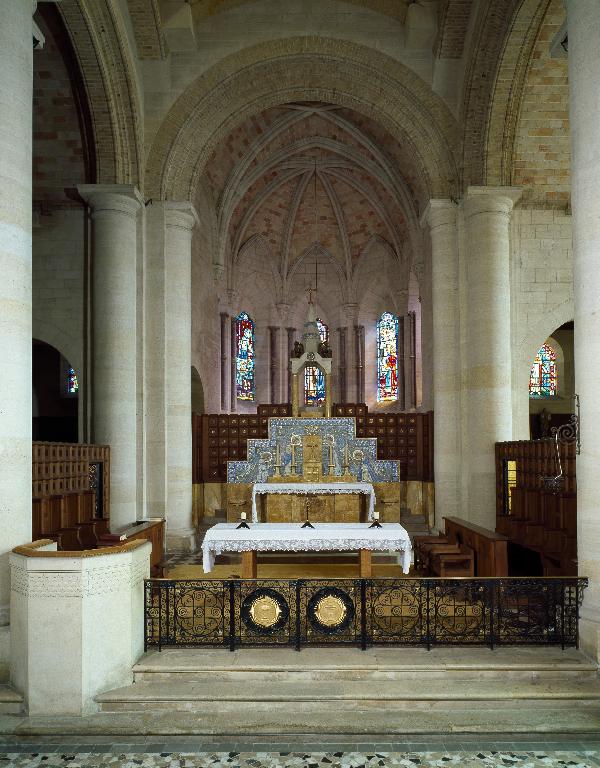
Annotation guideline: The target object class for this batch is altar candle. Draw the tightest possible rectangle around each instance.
[241,511,247,521]
[343,445,348,464]
[276,444,281,464]
[374,510,379,520]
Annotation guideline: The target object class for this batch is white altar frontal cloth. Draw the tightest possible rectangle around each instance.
[251,481,376,522]
[201,522,412,575]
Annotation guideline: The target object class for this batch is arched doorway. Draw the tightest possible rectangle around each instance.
[32,339,78,442]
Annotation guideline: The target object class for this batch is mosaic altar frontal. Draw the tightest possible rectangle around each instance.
[227,417,399,484]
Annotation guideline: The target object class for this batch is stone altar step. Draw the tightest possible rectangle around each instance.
[97,676,600,713]
[5,703,600,736]
[130,647,598,685]
[0,685,23,715]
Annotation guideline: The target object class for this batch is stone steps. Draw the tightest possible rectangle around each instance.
[0,684,23,715]
[96,678,600,712]
[4,705,600,736]
[94,647,600,730]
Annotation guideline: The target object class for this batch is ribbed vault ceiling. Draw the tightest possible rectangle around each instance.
[203,102,423,300]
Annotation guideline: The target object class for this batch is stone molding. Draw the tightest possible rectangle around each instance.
[10,564,135,598]
[145,37,458,203]
[58,0,143,186]
[484,0,551,187]
[77,184,142,219]
[420,199,458,229]
[463,186,523,218]
[164,201,199,231]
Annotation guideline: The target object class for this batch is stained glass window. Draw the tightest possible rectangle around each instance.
[377,312,399,402]
[67,367,79,395]
[529,343,557,398]
[235,311,255,401]
[316,318,328,343]
[305,365,325,406]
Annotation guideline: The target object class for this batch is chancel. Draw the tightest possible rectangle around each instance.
[3,0,600,754]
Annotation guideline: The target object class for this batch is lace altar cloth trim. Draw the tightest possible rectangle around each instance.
[251,482,376,522]
[201,522,412,574]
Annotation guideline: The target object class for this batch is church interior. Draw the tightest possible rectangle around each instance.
[2,0,600,764]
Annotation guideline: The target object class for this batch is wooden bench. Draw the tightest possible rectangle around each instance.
[443,516,508,577]
[99,518,165,576]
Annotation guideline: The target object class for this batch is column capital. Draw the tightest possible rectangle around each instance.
[464,186,523,218]
[77,184,142,218]
[164,201,199,231]
[275,302,290,323]
[343,303,359,324]
[420,199,457,229]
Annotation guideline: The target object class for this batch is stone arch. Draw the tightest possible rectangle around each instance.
[483,0,551,186]
[191,366,205,414]
[58,0,143,185]
[512,298,574,438]
[145,37,459,204]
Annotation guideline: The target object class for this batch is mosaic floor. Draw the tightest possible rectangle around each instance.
[1,748,600,768]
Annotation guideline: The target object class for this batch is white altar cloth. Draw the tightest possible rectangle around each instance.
[251,481,376,522]
[201,522,412,574]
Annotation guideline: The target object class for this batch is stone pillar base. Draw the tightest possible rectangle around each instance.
[0,625,9,683]
[579,610,600,663]
[166,529,198,553]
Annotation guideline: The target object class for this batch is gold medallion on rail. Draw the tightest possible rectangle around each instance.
[314,594,347,627]
[249,595,282,628]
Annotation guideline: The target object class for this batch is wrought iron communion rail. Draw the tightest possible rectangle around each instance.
[144,577,587,652]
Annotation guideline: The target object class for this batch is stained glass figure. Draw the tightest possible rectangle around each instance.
[67,367,79,395]
[529,343,557,398]
[377,312,399,402]
[305,365,325,406]
[316,318,328,343]
[235,311,255,401]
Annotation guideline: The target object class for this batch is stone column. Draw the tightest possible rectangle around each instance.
[286,327,295,404]
[355,325,365,403]
[324,373,332,417]
[79,185,142,531]
[463,186,521,528]
[422,200,461,527]
[566,0,600,659]
[164,203,197,551]
[220,312,228,411]
[398,315,406,410]
[291,372,299,416]
[269,326,279,404]
[337,327,347,403]
[0,0,34,624]
[230,317,237,412]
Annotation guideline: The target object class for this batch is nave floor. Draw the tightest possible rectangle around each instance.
[0,741,599,767]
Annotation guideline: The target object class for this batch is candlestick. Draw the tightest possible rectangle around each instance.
[273,443,282,477]
[328,443,334,475]
[236,509,250,529]
[342,444,349,474]
[369,509,382,528]
[291,443,297,474]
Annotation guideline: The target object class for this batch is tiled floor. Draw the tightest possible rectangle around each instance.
[1,740,600,767]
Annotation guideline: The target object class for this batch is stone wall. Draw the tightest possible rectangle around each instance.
[510,208,573,438]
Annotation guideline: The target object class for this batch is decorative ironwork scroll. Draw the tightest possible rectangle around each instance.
[145,577,587,652]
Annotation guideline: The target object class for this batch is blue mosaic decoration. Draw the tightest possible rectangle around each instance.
[227,417,399,483]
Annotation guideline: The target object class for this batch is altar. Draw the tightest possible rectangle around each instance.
[202,522,412,578]
[225,301,400,526]
[251,481,376,523]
